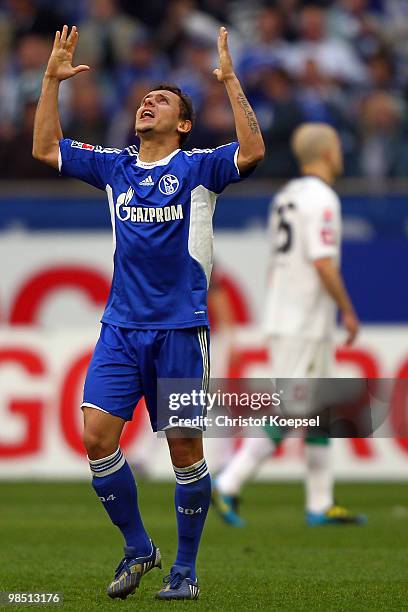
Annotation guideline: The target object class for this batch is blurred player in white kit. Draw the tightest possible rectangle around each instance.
[213,123,367,526]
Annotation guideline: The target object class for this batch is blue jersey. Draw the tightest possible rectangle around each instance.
[59,139,245,329]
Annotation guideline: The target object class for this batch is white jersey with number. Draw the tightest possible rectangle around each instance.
[264,175,341,340]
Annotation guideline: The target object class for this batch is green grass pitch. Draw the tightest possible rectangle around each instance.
[1,481,408,611]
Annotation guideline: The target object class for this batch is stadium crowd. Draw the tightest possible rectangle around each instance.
[1,0,408,179]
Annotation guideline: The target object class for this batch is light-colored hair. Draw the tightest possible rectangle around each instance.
[291,123,339,165]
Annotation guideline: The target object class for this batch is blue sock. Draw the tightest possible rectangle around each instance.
[89,447,151,556]
[173,458,211,581]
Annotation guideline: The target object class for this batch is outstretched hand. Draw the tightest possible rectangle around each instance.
[213,26,235,82]
[45,25,90,81]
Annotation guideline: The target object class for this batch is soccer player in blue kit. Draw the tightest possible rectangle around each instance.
[33,25,264,601]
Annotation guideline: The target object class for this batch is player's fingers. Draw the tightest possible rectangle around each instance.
[53,30,61,49]
[60,24,68,46]
[213,68,221,81]
[217,29,223,55]
[66,25,76,47]
[220,26,228,50]
[72,64,90,75]
[67,28,79,53]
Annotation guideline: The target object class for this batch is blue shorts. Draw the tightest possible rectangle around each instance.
[82,323,210,431]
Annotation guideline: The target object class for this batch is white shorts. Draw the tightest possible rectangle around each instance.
[268,336,333,378]
[269,336,333,417]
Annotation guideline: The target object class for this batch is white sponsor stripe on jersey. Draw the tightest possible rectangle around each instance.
[188,185,217,287]
[106,184,117,254]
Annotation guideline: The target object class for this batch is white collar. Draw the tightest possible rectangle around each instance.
[135,148,180,169]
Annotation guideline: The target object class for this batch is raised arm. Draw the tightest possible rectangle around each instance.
[213,27,265,173]
[32,25,89,169]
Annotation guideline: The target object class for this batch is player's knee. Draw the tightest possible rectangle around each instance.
[82,406,124,459]
[83,429,117,460]
[168,436,203,467]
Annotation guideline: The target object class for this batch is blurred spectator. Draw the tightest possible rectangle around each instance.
[75,0,142,72]
[170,38,216,110]
[198,0,230,23]
[296,58,348,123]
[0,34,52,128]
[328,0,384,61]
[237,7,289,84]
[0,1,408,179]
[168,0,223,47]
[116,32,169,98]
[118,0,168,28]
[380,0,408,90]
[189,79,235,149]
[1,0,62,42]
[154,0,195,62]
[365,52,397,92]
[0,9,12,63]
[295,58,357,173]
[155,0,230,64]
[275,0,303,41]
[358,91,408,178]
[122,0,230,29]
[64,75,108,144]
[284,5,367,84]
[254,68,303,178]
[225,0,263,42]
[0,101,57,179]
[106,80,150,149]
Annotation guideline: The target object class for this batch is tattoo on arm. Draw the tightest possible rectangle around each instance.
[237,93,260,134]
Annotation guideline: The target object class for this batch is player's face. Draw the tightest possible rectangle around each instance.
[135,90,188,142]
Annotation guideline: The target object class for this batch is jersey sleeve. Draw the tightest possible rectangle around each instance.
[303,194,340,261]
[58,139,122,190]
[193,142,247,193]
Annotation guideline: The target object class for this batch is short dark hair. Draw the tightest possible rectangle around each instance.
[153,83,194,146]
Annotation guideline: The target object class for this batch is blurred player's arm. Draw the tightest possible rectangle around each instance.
[208,281,235,330]
[32,25,89,169]
[213,27,265,173]
[314,257,359,345]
